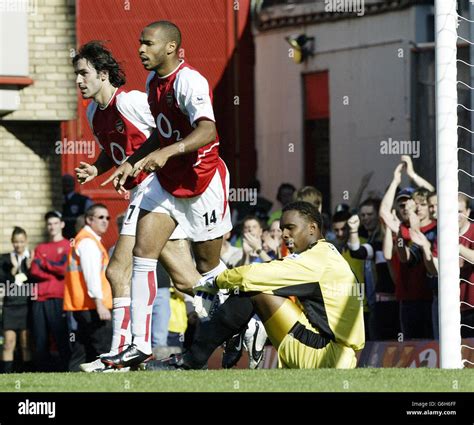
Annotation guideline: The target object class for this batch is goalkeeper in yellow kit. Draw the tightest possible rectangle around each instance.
[148,201,365,369]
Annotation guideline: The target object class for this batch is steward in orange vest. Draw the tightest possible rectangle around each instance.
[63,204,113,372]
[64,226,112,311]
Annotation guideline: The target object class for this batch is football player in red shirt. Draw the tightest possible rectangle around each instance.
[102,21,232,367]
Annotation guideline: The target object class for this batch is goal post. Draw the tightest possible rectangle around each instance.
[435,0,463,369]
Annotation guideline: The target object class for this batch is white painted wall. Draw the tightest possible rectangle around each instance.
[0,8,28,76]
[254,6,430,211]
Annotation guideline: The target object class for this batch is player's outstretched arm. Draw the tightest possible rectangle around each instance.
[100,160,132,192]
[193,255,315,298]
[215,251,326,295]
[168,120,216,157]
[125,128,160,167]
[101,128,159,189]
[139,120,216,173]
[92,150,115,176]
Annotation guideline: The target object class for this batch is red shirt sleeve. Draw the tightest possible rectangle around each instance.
[29,246,52,282]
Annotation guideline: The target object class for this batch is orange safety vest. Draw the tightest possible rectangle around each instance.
[63,227,112,311]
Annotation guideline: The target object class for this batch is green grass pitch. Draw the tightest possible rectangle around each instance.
[0,369,473,392]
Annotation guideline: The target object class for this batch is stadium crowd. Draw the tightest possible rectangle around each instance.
[0,154,473,373]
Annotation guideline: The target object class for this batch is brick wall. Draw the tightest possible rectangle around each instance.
[0,0,76,253]
[0,122,63,253]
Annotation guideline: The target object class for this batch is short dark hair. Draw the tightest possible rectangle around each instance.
[85,203,108,219]
[282,201,323,230]
[145,21,182,49]
[44,210,63,221]
[72,41,126,87]
[277,183,296,203]
[332,210,351,224]
[12,226,27,240]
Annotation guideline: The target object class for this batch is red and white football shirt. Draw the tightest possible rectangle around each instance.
[146,60,222,198]
[86,87,155,190]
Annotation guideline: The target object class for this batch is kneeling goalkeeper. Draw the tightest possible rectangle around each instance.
[151,201,365,369]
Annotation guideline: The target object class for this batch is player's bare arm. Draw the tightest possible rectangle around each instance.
[102,120,216,190]
[140,120,216,172]
[125,128,160,167]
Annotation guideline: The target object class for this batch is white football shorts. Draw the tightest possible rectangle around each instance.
[120,173,187,240]
[139,164,232,242]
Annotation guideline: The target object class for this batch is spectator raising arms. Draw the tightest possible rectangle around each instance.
[380,157,436,340]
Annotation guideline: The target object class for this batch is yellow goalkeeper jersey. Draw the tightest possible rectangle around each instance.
[216,240,365,351]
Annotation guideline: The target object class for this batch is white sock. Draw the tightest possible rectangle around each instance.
[203,260,229,311]
[109,297,131,355]
[131,256,157,354]
[201,260,228,280]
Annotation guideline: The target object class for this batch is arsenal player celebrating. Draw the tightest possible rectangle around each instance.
[73,41,202,372]
[102,21,232,368]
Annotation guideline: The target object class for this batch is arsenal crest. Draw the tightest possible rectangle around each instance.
[115,118,125,133]
[166,91,174,107]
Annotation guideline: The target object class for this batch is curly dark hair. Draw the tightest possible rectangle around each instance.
[72,41,126,87]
